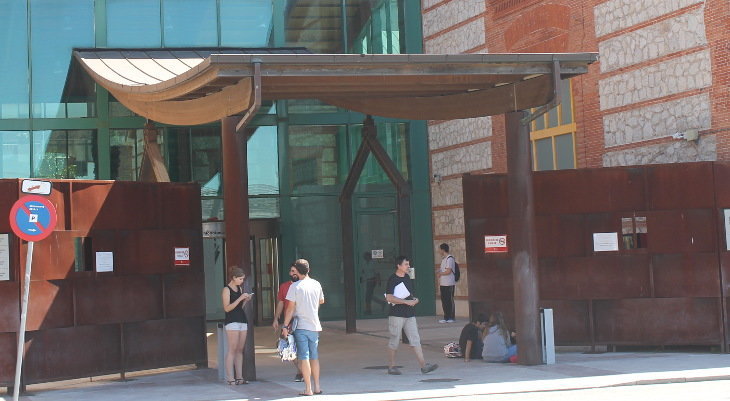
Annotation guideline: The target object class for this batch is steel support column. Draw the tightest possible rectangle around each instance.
[221,116,256,380]
[505,110,543,365]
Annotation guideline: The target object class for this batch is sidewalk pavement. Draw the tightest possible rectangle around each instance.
[5,316,730,401]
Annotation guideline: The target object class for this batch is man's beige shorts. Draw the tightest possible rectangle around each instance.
[388,316,421,349]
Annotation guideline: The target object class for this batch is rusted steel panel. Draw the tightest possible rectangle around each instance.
[159,184,202,229]
[0,180,19,232]
[24,325,121,384]
[583,213,621,248]
[71,182,162,231]
[465,217,509,261]
[646,163,715,210]
[653,253,721,298]
[468,257,513,302]
[24,231,76,281]
[0,281,19,332]
[26,280,74,331]
[646,209,716,254]
[164,272,206,318]
[103,229,202,276]
[0,332,16,384]
[536,214,586,258]
[540,300,591,344]
[593,298,721,345]
[46,182,70,231]
[534,168,645,214]
[123,317,206,371]
[539,255,651,300]
[462,174,508,218]
[713,163,730,206]
[75,275,163,325]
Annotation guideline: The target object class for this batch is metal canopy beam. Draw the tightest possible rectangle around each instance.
[73,50,598,124]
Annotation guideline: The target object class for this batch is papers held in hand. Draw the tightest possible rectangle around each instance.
[393,282,411,299]
[386,282,412,305]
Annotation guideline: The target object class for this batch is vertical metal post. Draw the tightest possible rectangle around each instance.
[221,116,256,380]
[505,111,542,365]
[13,241,34,401]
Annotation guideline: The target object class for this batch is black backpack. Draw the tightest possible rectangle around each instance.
[449,255,460,282]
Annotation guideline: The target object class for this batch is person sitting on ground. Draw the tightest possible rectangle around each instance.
[482,312,517,363]
[459,313,488,362]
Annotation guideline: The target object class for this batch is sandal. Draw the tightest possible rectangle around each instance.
[226,379,236,385]
[235,378,249,385]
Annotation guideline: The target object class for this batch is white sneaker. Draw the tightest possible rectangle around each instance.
[438,319,448,323]
[446,320,455,323]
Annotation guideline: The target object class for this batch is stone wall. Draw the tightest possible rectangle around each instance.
[594,0,704,37]
[604,134,717,166]
[598,50,712,110]
[423,0,490,318]
[598,9,707,73]
[603,94,712,147]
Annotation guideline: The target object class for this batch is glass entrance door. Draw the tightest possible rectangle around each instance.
[256,236,278,323]
[354,207,398,318]
[250,219,280,325]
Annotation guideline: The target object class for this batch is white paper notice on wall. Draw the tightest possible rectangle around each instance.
[96,252,114,272]
[593,232,619,252]
[0,234,9,281]
[724,210,730,251]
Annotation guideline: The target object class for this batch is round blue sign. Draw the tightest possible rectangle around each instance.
[9,195,58,242]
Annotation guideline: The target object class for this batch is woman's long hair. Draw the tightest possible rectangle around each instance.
[489,312,510,345]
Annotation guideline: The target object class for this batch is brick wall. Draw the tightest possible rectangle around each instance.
[423,0,730,318]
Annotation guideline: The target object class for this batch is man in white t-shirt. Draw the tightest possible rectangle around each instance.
[282,259,324,396]
[436,243,456,323]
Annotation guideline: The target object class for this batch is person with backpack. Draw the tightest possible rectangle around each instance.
[436,243,458,323]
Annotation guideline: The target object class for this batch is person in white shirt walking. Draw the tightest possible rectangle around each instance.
[282,259,325,396]
[436,243,456,323]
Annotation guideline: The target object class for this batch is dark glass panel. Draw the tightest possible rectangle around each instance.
[288,125,345,194]
[30,0,95,118]
[107,0,162,47]
[220,0,274,46]
[555,133,575,170]
[247,126,279,195]
[110,129,143,181]
[560,78,573,125]
[33,130,97,179]
[535,137,553,171]
[285,0,343,53]
[163,0,217,47]
[0,0,29,119]
[0,131,31,178]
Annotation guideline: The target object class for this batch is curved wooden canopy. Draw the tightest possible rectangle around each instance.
[73,49,598,125]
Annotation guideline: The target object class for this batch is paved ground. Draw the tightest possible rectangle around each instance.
[4,316,730,401]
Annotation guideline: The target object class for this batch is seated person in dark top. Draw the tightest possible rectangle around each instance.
[459,314,488,362]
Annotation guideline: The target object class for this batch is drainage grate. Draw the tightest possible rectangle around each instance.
[419,378,461,383]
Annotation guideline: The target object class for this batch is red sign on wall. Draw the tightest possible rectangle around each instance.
[484,235,508,253]
[174,247,190,266]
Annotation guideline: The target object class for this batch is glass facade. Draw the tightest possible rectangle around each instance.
[0,0,433,321]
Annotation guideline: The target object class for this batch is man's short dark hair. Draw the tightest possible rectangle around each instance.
[293,259,310,276]
[475,313,488,323]
[439,243,450,253]
[395,255,409,266]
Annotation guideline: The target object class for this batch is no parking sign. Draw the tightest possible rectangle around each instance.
[9,195,58,241]
[9,193,57,401]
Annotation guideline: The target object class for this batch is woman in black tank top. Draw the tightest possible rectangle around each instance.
[221,267,252,385]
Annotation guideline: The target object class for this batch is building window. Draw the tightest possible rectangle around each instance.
[33,130,97,179]
[530,79,576,171]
